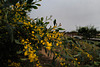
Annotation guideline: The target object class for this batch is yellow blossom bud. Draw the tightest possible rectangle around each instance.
[32,31,34,34]
[36,64,39,66]
[30,25,33,27]
[24,2,27,6]
[41,40,43,43]
[47,42,52,47]
[78,62,80,64]
[75,58,78,61]
[46,47,51,50]
[24,51,28,56]
[59,42,62,44]
[56,43,59,46]
[0,10,2,13]
[42,42,45,45]
[53,26,57,28]
[8,59,11,63]
[55,53,57,56]
[24,45,28,49]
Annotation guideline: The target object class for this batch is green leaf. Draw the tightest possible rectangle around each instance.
[20,58,28,61]
[39,0,42,1]
[45,22,49,24]
[45,48,47,54]
[36,35,41,40]
[56,29,59,32]
[6,0,19,5]
[15,39,21,44]
[17,22,24,25]
[53,19,56,26]
[48,52,50,57]
[65,54,74,59]
[41,17,44,21]
[94,61,99,66]
[16,51,23,54]
[6,24,14,43]
[32,6,38,9]
[35,4,41,6]
[27,0,33,4]
[32,2,36,4]
[57,28,65,30]
[73,54,80,57]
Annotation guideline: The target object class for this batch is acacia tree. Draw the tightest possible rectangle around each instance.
[77,26,97,39]
[0,0,65,66]
[1,0,99,67]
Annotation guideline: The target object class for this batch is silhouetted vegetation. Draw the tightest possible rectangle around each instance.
[77,26,98,39]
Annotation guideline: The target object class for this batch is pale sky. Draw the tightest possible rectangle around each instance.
[29,0,100,32]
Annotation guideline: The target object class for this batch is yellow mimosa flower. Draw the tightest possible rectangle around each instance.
[24,51,28,56]
[46,47,51,50]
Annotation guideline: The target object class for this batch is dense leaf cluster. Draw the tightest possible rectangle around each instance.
[77,26,98,39]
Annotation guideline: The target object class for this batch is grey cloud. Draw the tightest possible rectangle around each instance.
[29,0,100,31]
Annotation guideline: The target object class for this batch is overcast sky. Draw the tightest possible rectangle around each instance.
[29,0,100,32]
